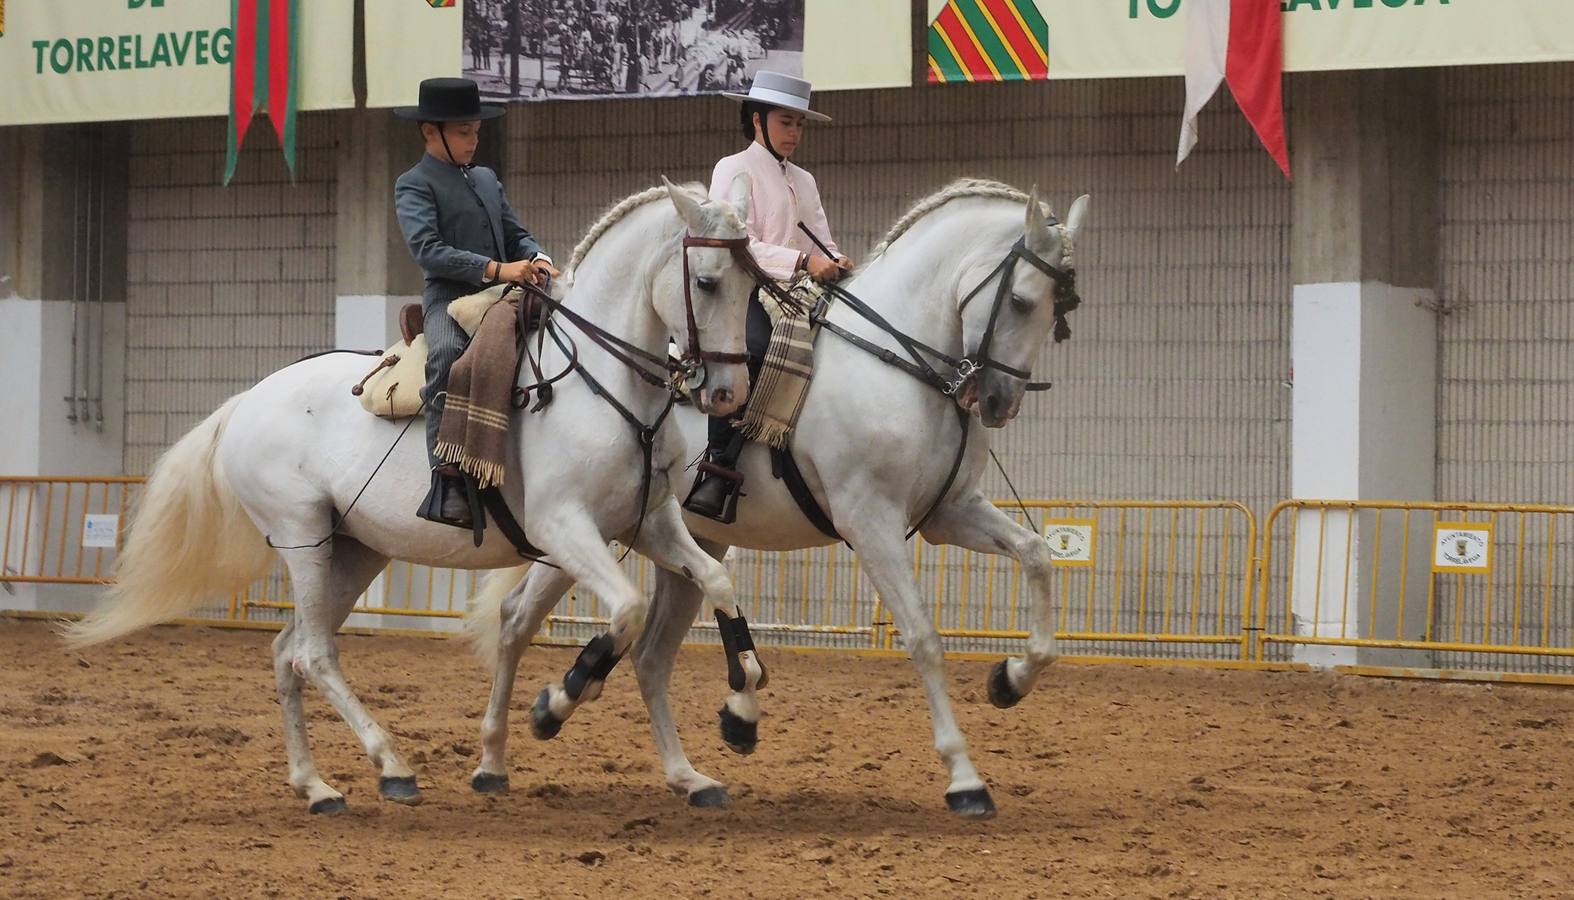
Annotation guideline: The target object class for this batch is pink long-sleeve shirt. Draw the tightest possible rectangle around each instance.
[709,141,841,282]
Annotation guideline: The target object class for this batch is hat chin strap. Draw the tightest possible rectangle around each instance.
[753,110,785,163]
[437,124,474,171]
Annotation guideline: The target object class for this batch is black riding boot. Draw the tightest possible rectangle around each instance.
[417,464,476,530]
[683,291,769,524]
[684,427,747,523]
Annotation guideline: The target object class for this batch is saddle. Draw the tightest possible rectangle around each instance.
[351,286,526,418]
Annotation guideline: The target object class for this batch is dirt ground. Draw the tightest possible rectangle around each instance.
[2,619,1573,899]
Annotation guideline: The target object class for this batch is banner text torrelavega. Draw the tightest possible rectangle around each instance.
[30,27,232,75]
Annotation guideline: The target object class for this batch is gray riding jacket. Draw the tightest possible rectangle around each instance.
[394,153,548,306]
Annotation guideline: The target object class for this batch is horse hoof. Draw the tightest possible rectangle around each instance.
[717,705,757,755]
[471,771,510,794]
[308,796,348,816]
[531,688,564,741]
[987,659,1024,709]
[688,786,731,809]
[945,787,998,820]
[379,775,424,805]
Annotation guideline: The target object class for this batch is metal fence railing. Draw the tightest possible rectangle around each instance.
[8,474,1574,683]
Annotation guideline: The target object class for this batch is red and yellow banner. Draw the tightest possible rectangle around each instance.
[928,0,1048,83]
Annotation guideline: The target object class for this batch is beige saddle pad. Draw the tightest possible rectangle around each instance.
[355,286,508,418]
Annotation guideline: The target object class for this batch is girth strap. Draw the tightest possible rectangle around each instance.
[770,446,843,542]
[479,487,548,559]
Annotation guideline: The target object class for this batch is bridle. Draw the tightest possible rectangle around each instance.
[955,229,1081,389]
[813,222,1079,401]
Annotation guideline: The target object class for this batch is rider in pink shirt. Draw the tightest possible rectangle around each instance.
[685,71,852,521]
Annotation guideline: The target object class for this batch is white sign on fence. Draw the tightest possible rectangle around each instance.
[1044,519,1096,568]
[1432,522,1492,574]
[81,514,120,549]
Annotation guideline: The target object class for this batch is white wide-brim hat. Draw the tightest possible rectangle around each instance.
[722,71,831,123]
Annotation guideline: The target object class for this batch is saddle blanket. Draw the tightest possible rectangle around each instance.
[737,278,824,449]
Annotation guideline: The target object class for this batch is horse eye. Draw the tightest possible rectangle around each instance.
[1010,293,1037,313]
[696,276,721,292]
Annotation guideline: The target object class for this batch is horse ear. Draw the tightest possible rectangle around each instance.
[1066,194,1092,238]
[728,171,753,226]
[662,176,705,230]
[1024,184,1053,251]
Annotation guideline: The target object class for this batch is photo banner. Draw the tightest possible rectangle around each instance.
[0,0,354,127]
[365,0,911,109]
[926,0,1574,81]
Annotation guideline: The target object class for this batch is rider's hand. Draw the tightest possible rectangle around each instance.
[531,258,561,282]
[807,254,844,283]
[496,260,537,284]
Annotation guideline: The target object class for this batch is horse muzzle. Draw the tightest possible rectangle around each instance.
[694,362,749,417]
[975,369,1025,428]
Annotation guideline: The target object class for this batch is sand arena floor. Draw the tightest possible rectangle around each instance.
[2,618,1573,898]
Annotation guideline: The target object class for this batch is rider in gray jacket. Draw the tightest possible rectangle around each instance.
[394,77,556,528]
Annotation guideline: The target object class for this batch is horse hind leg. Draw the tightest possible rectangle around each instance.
[279,535,420,811]
[633,542,733,807]
[272,619,344,814]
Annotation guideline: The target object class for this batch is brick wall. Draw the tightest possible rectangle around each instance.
[1437,63,1574,503]
[124,114,337,473]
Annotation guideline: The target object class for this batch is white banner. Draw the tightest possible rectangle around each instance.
[0,0,355,127]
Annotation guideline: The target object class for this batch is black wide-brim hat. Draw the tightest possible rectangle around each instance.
[393,77,505,122]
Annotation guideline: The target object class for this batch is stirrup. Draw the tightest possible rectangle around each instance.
[683,461,744,524]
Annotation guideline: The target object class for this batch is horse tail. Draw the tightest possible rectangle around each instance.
[62,394,275,648]
[463,564,534,671]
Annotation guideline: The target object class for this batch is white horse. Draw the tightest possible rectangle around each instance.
[65,179,762,815]
[468,180,1091,817]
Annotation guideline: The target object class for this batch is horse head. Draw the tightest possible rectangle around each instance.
[957,187,1090,428]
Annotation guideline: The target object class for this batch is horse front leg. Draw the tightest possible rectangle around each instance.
[920,494,1060,708]
[629,499,764,758]
[526,511,655,743]
[840,513,996,819]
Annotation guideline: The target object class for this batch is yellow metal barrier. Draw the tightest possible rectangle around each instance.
[893,500,1261,662]
[1257,500,1574,676]
[11,473,1569,681]
[0,476,141,585]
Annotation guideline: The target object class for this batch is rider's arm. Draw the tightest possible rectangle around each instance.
[394,175,491,284]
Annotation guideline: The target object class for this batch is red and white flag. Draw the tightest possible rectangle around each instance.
[1177,0,1290,178]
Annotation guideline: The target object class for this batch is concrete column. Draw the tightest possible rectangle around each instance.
[1287,70,1442,668]
[332,108,467,634]
[1,126,130,613]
